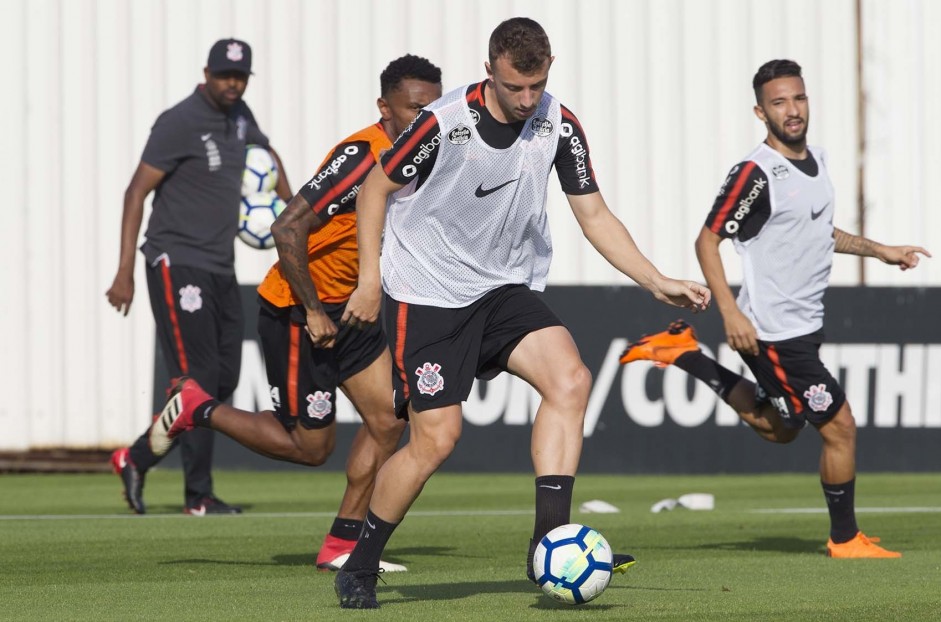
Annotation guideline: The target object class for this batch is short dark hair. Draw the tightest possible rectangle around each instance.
[752,59,803,103]
[380,54,442,97]
[488,17,551,74]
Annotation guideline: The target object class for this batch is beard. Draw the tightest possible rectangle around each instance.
[767,116,808,146]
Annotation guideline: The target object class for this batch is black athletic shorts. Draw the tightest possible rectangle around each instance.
[383,284,564,419]
[257,297,387,430]
[741,329,846,429]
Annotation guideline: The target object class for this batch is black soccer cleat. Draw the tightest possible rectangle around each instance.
[184,495,242,516]
[612,553,637,573]
[335,568,382,609]
[526,538,538,583]
[110,448,145,514]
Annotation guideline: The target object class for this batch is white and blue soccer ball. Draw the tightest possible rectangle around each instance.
[242,144,279,195]
[238,191,285,250]
[533,523,613,605]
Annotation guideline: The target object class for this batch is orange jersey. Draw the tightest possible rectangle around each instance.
[258,122,391,306]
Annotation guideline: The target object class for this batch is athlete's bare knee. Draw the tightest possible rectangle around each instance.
[410,428,460,467]
[544,360,592,409]
[292,430,336,466]
[369,414,406,447]
[817,403,856,445]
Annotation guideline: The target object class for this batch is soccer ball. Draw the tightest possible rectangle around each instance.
[533,523,613,605]
[242,144,279,195]
[238,191,285,250]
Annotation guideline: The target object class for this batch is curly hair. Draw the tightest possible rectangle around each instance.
[488,17,551,74]
[752,59,803,103]
[380,54,442,97]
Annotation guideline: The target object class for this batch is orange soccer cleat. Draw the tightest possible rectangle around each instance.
[619,320,701,368]
[826,532,901,558]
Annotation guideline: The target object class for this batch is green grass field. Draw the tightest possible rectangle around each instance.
[1,471,938,621]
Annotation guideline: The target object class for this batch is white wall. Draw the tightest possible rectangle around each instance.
[0,0,937,451]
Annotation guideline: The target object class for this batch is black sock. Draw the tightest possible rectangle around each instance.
[673,351,742,400]
[129,429,158,471]
[330,517,364,541]
[822,478,858,543]
[193,400,221,428]
[533,475,574,543]
[343,509,399,571]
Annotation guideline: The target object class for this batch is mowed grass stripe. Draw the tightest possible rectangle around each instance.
[1,471,939,621]
[4,506,941,521]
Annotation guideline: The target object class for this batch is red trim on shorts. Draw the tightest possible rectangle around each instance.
[288,323,301,417]
[767,345,803,414]
[395,302,410,400]
[710,161,757,233]
[159,258,189,374]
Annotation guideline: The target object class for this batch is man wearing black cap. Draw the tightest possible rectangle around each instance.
[105,38,292,515]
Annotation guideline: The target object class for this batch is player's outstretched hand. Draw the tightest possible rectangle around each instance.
[652,277,711,312]
[878,245,931,271]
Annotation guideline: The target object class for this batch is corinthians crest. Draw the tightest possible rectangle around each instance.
[803,383,833,412]
[178,284,203,313]
[306,391,332,419]
[415,362,444,396]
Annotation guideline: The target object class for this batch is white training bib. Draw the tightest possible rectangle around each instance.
[381,84,562,307]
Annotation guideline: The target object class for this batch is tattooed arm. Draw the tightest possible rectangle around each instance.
[833,228,931,270]
[270,196,336,347]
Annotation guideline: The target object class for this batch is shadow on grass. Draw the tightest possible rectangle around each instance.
[144,503,256,515]
[379,579,619,611]
[161,546,449,568]
[678,536,823,554]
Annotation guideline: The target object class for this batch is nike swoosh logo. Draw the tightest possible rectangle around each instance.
[539,484,562,490]
[475,178,519,198]
[811,202,830,220]
[829,490,845,495]
[366,518,376,530]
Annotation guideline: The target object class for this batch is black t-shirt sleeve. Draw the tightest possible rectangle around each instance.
[704,161,771,240]
[555,106,599,195]
[297,140,376,220]
[381,109,441,186]
[140,109,189,173]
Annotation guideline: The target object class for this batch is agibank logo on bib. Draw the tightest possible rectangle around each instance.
[415,362,444,396]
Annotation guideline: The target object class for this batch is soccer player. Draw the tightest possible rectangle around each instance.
[621,59,929,558]
[334,18,711,608]
[106,38,291,516]
[148,55,443,571]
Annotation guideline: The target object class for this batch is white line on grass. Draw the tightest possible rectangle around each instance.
[4,507,940,521]
[749,507,941,514]
[0,509,535,521]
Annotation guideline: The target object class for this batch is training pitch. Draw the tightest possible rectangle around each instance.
[1,471,938,621]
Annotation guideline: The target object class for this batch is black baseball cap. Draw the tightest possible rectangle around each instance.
[206,38,253,75]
